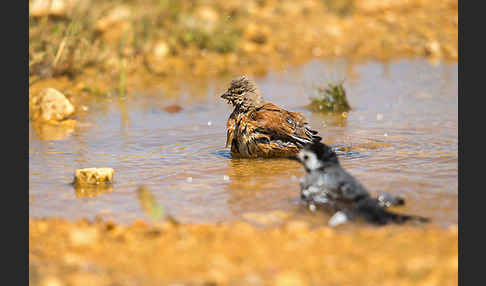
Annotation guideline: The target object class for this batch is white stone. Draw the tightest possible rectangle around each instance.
[29,88,75,122]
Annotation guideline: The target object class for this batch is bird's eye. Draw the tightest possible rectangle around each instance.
[303,155,309,161]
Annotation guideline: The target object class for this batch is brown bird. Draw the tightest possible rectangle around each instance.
[220,76,322,158]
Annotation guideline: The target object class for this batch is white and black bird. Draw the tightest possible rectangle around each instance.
[291,142,429,226]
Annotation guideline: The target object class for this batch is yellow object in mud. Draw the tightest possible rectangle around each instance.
[74,168,114,185]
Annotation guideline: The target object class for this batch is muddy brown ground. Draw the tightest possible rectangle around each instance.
[30,218,457,286]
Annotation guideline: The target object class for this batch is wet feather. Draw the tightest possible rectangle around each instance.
[220,76,322,158]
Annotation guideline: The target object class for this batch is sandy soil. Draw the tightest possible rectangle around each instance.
[29,217,457,286]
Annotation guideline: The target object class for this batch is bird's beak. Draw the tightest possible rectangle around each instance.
[287,155,301,162]
[220,91,230,99]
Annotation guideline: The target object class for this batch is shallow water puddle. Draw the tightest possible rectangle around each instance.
[29,59,457,226]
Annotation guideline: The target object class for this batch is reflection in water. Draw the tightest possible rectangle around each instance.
[224,157,310,219]
[225,158,301,191]
[31,121,75,141]
[382,60,391,79]
[74,184,114,198]
[118,97,130,137]
[29,59,458,226]
[317,112,349,127]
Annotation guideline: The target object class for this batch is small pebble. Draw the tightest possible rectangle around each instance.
[74,168,114,185]
[273,270,307,286]
[376,113,384,120]
[40,276,63,286]
[69,228,99,246]
[328,211,348,227]
[163,104,183,114]
[186,177,193,183]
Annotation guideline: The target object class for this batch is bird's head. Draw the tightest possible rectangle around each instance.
[220,76,264,111]
[291,142,339,172]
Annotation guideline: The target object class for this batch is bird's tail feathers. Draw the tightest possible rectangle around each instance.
[355,198,429,225]
[312,135,322,142]
[384,211,430,224]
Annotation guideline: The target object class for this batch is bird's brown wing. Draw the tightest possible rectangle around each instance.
[249,103,321,147]
[226,110,237,148]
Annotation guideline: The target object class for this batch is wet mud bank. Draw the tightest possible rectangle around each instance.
[29,0,458,96]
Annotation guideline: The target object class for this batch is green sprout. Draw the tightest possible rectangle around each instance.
[309,81,351,113]
[118,58,127,97]
[322,0,355,16]
[136,185,166,221]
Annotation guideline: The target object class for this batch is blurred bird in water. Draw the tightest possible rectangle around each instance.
[291,142,429,226]
[220,76,322,158]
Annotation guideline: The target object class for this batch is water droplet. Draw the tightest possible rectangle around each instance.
[376,113,384,120]
[186,177,193,183]
[207,121,212,126]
